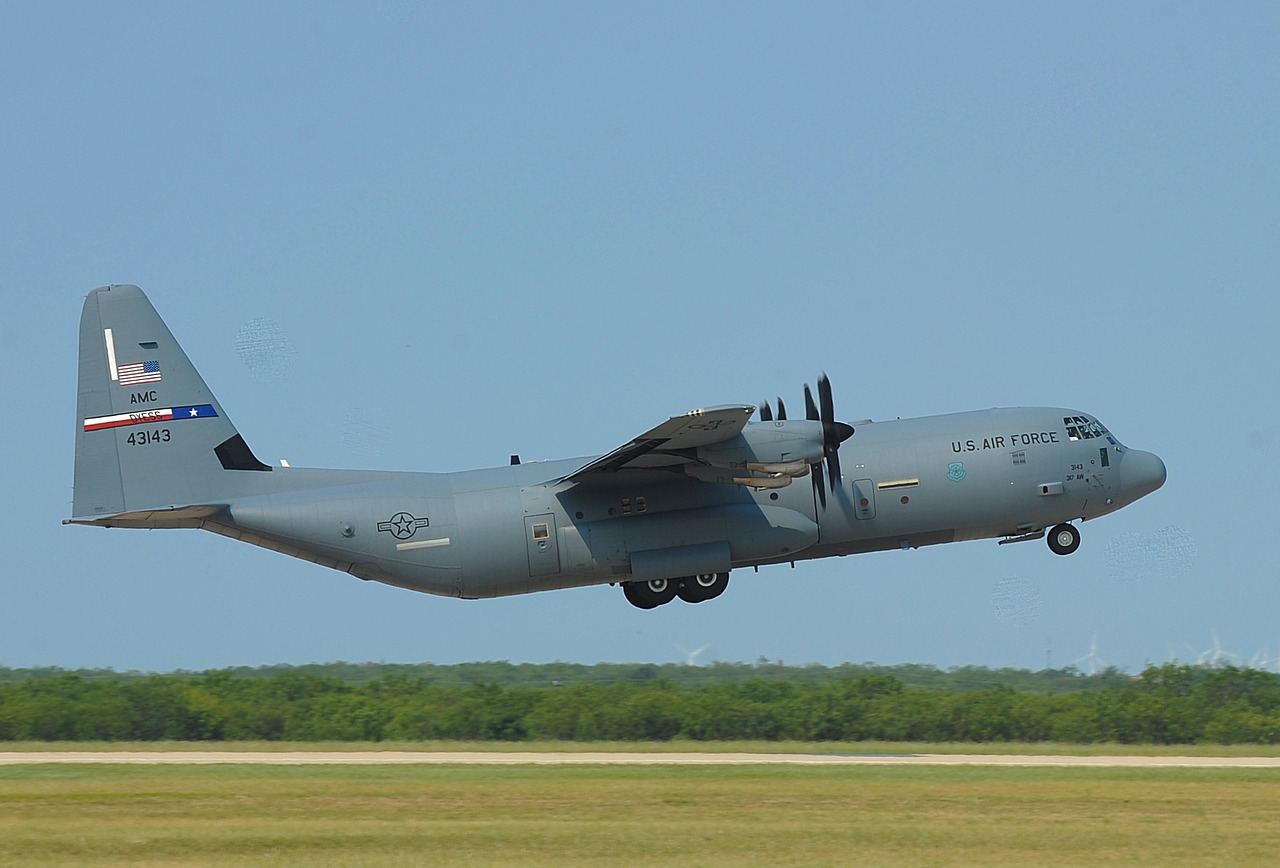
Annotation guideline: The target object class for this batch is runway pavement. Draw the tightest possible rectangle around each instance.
[2,751,1278,767]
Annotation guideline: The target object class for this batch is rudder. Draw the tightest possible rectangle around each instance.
[71,285,270,523]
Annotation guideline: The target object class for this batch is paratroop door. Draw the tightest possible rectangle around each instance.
[524,514,560,577]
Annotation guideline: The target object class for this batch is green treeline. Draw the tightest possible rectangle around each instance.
[0,660,1127,691]
[1,664,1278,744]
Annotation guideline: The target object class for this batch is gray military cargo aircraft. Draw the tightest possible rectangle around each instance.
[68,285,1166,609]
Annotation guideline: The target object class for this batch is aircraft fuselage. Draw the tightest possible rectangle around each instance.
[196,406,1163,600]
[69,286,1166,610]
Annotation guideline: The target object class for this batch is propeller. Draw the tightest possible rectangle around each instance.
[804,374,855,508]
[759,375,852,507]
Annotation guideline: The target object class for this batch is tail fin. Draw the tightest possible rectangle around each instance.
[70,285,271,524]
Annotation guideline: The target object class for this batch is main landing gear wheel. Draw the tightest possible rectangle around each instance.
[678,572,730,603]
[1048,523,1081,556]
[622,578,679,609]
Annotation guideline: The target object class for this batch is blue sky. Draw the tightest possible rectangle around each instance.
[3,2,1277,673]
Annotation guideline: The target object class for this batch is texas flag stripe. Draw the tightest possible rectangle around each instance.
[83,404,218,432]
[173,404,219,420]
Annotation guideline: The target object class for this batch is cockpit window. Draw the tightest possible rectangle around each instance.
[1063,415,1109,442]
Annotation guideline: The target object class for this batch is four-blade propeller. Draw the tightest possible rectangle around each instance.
[760,374,855,508]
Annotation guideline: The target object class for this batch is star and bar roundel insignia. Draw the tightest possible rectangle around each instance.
[377,512,430,540]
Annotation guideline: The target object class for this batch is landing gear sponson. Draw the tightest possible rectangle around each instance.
[622,524,1084,608]
[622,572,730,609]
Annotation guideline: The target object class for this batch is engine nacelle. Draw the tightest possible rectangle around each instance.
[682,463,800,488]
[687,420,825,488]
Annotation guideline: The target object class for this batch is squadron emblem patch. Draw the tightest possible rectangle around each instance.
[947,462,966,482]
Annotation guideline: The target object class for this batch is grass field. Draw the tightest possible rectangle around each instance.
[2,759,1279,865]
[5,739,1280,755]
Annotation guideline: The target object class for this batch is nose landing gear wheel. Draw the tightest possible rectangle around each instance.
[678,572,730,603]
[622,578,680,609]
[1048,523,1081,556]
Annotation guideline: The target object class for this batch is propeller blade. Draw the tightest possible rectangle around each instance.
[818,373,835,429]
[812,463,827,509]
[803,381,827,506]
[776,397,787,421]
[759,402,773,422]
[818,373,849,487]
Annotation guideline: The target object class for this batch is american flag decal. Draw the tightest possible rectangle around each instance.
[118,360,161,386]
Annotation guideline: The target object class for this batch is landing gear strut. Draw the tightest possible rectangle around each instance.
[1047,523,1081,556]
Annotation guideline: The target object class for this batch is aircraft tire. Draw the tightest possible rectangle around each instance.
[677,572,729,603]
[623,578,679,609]
[1047,523,1081,556]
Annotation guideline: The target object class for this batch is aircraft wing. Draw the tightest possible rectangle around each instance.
[562,404,755,483]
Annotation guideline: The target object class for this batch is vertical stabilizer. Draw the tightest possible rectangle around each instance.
[71,285,269,522]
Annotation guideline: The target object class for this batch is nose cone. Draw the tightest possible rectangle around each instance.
[1123,449,1167,500]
